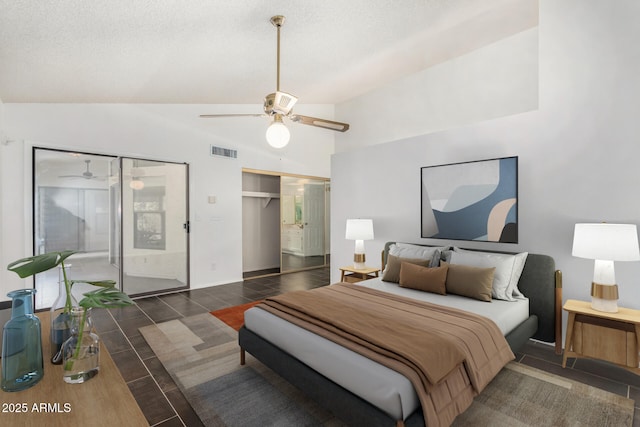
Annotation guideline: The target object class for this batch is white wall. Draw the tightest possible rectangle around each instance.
[0,103,334,300]
[331,0,640,343]
[336,26,539,150]
[0,98,5,295]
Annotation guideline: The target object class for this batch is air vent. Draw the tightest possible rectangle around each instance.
[210,145,237,159]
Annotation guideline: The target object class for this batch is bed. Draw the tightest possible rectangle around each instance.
[239,243,562,426]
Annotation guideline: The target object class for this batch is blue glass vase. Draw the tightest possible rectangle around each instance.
[1,289,44,392]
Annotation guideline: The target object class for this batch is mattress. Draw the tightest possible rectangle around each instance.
[243,277,528,421]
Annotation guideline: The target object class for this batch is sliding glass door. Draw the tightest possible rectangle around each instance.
[120,158,189,296]
[33,149,118,309]
[33,148,189,308]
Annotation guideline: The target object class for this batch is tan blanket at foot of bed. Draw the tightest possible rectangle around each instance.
[259,283,514,426]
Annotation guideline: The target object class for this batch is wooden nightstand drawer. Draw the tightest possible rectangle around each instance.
[572,321,637,367]
[563,299,640,374]
[343,274,364,283]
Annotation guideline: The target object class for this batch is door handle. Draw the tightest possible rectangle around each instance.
[183,221,190,233]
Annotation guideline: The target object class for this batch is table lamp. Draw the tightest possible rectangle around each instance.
[572,223,640,312]
[345,219,374,269]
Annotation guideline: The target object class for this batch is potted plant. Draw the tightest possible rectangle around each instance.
[7,251,128,364]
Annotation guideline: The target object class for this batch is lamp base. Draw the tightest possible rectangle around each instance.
[590,282,619,313]
[353,253,366,270]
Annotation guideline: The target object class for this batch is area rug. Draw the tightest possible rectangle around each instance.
[210,300,262,331]
[452,362,634,426]
[139,312,635,427]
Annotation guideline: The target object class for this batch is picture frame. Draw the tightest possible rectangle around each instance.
[421,156,518,243]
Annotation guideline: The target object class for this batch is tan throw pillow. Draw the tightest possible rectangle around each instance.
[399,262,448,295]
[382,254,431,283]
[450,249,528,301]
[442,261,495,302]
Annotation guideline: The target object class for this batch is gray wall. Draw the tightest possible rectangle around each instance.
[331,0,640,343]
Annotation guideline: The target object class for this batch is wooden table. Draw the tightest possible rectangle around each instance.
[0,313,148,426]
[562,299,640,374]
[339,266,380,283]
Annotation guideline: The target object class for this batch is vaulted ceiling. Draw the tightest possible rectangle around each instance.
[0,0,536,105]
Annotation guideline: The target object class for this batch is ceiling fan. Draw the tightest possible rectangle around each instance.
[200,15,350,148]
[59,160,106,180]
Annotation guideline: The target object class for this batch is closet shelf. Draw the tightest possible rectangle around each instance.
[242,191,280,208]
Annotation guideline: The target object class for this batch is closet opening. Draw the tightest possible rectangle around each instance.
[241,169,330,279]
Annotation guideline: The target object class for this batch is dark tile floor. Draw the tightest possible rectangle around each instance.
[91,267,640,426]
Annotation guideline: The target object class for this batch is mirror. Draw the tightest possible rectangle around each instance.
[280,176,328,272]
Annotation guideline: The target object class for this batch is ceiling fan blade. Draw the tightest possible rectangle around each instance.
[290,115,350,132]
[58,159,106,180]
[200,114,266,118]
[58,175,105,180]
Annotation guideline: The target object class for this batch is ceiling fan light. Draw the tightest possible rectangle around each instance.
[129,179,145,190]
[266,116,290,148]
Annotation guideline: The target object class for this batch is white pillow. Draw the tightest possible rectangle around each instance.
[388,243,445,268]
[449,248,528,301]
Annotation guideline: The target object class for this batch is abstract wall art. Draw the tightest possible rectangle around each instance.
[421,156,518,243]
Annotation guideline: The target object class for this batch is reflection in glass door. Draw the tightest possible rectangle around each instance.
[120,158,189,296]
[33,148,189,309]
[281,176,328,272]
[33,149,118,309]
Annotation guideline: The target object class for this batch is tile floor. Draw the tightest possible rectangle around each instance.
[90,267,640,426]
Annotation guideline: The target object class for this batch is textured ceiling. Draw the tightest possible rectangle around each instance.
[0,0,536,104]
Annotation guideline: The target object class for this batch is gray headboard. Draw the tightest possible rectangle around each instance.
[382,242,561,351]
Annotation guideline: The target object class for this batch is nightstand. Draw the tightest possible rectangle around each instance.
[562,299,640,374]
[339,266,380,283]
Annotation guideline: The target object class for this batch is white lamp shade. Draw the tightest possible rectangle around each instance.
[572,223,640,261]
[345,219,374,241]
[266,119,290,148]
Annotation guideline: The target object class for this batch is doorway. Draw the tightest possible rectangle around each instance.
[242,169,330,278]
[32,148,190,309]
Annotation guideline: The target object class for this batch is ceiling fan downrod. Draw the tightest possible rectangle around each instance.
[270,15,285,92]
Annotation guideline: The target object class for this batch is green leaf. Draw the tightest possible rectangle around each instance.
[79,287,134,309]
[7,250,76,278]
[68,279,116,288]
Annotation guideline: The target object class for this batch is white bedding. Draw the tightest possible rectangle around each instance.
[244,277,528,421]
